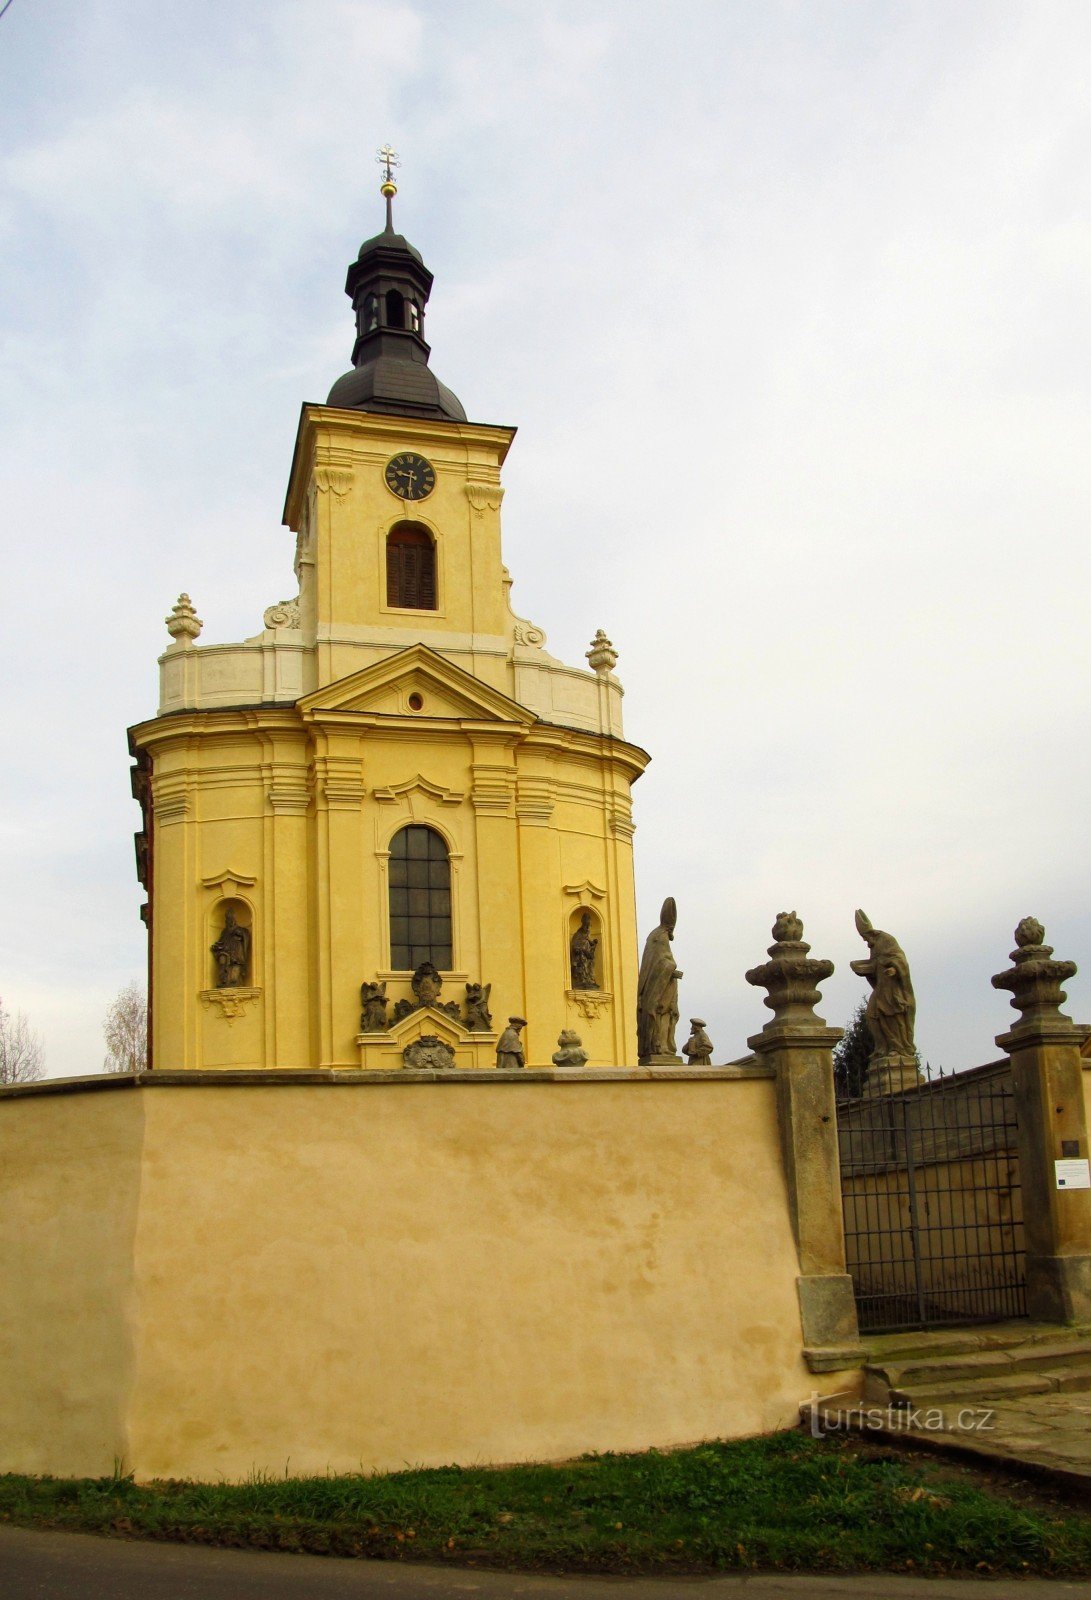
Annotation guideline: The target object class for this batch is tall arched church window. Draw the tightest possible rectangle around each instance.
[386,522,436,610]
[388,826,451,971]
[385,288,405,328]
[363,294,379,333]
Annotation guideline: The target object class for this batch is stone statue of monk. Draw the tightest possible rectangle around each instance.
[637,897,683,1063]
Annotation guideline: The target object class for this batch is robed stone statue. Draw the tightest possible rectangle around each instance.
[211,909,250,989]
[850,909,916,1060]
[569,910,599,990]
[637,897,683,1063]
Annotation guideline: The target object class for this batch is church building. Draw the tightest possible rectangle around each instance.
[129,158,649,1073]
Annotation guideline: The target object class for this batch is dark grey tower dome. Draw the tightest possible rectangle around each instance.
[326,216,466,422]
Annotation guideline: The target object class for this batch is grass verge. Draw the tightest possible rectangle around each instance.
[2,1431,1090,1576]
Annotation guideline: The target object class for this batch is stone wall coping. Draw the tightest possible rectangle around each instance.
[0,1063,775,1100]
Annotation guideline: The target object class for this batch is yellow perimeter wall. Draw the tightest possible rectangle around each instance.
[0,1071,841,1482]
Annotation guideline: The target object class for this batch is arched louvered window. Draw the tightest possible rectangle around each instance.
[388,825,451,971]
[386,522,436,610]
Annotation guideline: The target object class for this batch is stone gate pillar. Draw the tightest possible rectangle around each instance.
[993,918,1091,1322]
[746,913,863,1368]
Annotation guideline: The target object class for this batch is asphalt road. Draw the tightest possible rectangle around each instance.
[3,1527,1091,1600]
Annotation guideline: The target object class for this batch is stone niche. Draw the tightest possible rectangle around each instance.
[200,898,261,1061]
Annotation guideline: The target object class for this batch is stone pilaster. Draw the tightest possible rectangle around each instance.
[993,918,1091,1322]
[746,913,863,1369]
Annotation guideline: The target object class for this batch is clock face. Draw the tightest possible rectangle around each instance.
[384,452,436,501]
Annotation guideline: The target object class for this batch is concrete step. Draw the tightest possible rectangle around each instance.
[871,1337,1091,1392]
[863,1320,1091,1365]
[875,1356,1091,1410]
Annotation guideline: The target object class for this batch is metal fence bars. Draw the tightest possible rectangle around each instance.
[837,1061,1026,1333]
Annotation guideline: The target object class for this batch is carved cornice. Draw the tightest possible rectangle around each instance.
[314,466,354,497]
[563,880,607,901]
[567,989,613,1021]
[200,867,257,899]
[268,783,310,815]
[374,775,465,807]
[515,778,555,825]
[152,778,189,825]
[312,754,364,810]
[466,482,504,514]
[201,987,261,1023]
[471,762,517,815]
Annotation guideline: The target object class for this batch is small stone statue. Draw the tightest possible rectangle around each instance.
[464,981,493,1031]
[393,961,461,1022]
[637,897,683,1063]
[569,910,599,990]
[211,908,250,988]
[496,1016,526,1070]
[403,1034,456,1071]
[359,981,388,1033]
[683,1019,714,1066]
[850,909,916,1061]
[551,1029,588,1067]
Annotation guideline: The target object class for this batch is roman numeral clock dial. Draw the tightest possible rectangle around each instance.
[384,453,435,501]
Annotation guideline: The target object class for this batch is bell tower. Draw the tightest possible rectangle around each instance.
[131,152,649,1073]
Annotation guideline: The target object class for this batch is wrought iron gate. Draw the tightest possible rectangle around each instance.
[837,1065,1026,1333]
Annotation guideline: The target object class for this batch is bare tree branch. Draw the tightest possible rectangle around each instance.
[103,981,148,1074]
[0,998,45,1084]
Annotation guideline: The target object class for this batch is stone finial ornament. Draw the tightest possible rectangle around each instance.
[359,981,388,1033]
[552,1029,588,1067]
[683,1019,714,1066]
[745,913,834,1034]
[166,593,202,644]
[570,909,599,990]
[403,1034,455,1071]
[849,909,916,1062]
[637,897,683,1063]
[496,1016,526,1069]
[211,909,250,988]
[586,629,618,674]
[992,917,1078,1034]
[463,981,493,1032]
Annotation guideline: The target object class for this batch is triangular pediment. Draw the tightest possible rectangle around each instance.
[298,645,535,727]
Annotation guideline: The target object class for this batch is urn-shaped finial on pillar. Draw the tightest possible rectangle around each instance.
[745,910,835,1040]
[165,593,202,646]
[744,913,860,1365]
[992,917,1078,1042]
[992,916,1091,1322]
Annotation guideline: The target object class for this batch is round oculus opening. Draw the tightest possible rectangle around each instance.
[408,692,424,711]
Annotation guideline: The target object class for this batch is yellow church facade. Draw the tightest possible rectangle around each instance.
[130,224,648,1073]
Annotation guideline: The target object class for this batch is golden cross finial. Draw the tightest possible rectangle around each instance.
[376,144,400,228]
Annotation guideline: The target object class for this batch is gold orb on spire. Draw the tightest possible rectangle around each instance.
[376,142,400,199]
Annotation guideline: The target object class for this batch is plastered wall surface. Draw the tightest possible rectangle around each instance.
[0,1072,824,1482]
[0,1091,144,1475]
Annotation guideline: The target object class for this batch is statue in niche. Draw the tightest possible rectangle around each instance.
[393,961,460,1023]
[850,909,917,1060]
[464,982,493,1032]
[637,897,683,1061]
[683,1019,714,1066]
[552,1029,588,1067]
[211,908,250,989]
[569,910,599,990]
[359,981,388,1033]
[496,1016,526,1070]
[403,1034,455,1071]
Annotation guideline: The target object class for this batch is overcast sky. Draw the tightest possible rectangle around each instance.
[2,0,1088,1076]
